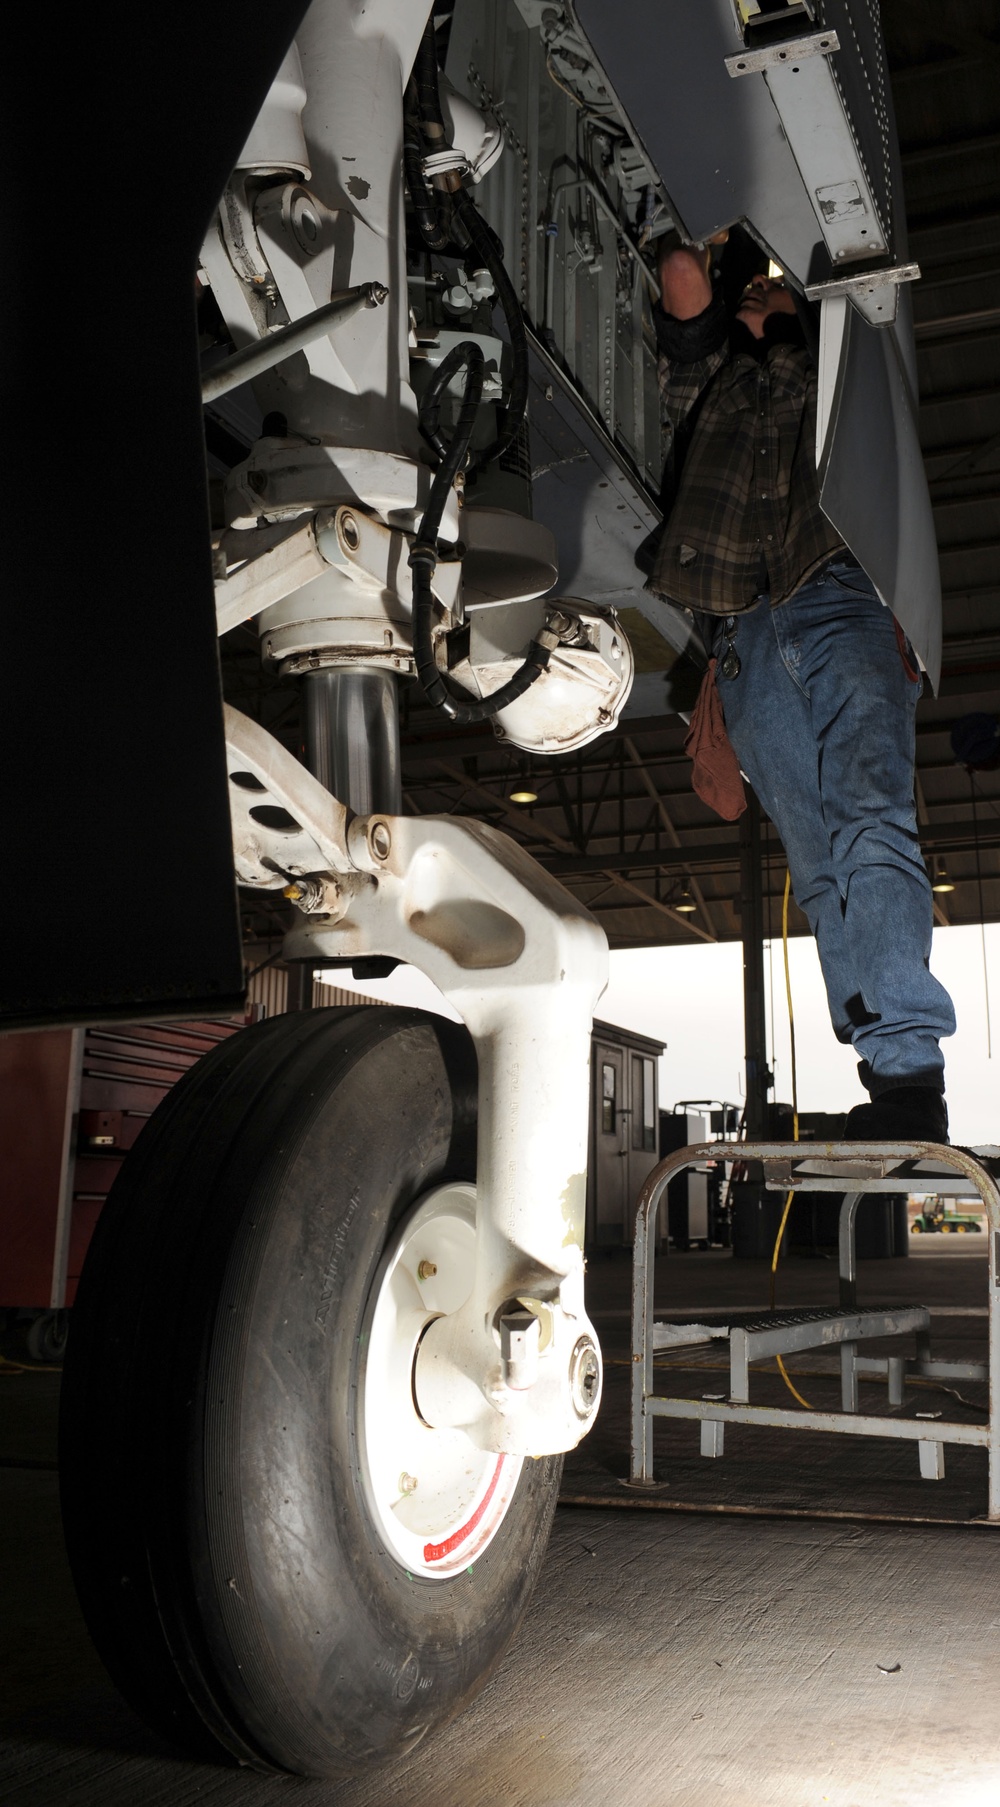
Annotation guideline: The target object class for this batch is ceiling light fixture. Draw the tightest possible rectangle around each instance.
[509,787,538,805]
[931,862,955,894]
[674,886,697,913]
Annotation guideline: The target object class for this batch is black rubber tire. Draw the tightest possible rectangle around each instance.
[27,1308,69,1363]
[59,1007,562,1777]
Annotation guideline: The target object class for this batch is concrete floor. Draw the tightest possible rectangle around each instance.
[3,1242,999,1807]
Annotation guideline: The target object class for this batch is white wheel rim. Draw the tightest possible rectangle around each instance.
[358,1181,524,1580]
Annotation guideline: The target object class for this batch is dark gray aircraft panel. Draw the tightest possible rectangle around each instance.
[526,337,701,664]
[572,0,825,281]
[820,0,898,254]
[821,301,942,690]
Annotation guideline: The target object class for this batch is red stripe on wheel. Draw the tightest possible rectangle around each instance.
[423,1457,506,1564]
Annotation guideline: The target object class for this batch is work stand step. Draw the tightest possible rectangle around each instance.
[630,1141,1000,1513]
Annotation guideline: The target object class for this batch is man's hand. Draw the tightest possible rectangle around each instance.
[658,242,713,320]
[735,274,796,340]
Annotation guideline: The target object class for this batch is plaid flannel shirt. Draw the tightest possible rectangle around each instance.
[647,291,843,616]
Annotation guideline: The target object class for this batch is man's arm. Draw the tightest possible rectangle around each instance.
[653,240,729,431]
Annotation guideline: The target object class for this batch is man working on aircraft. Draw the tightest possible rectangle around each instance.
[646,233,955,1141]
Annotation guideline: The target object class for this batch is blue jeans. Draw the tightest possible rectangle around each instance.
[715,560,956,1095]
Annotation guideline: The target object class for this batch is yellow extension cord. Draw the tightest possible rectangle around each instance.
[770,871,813,1410]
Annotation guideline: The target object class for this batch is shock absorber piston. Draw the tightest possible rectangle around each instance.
[300,666,401,816]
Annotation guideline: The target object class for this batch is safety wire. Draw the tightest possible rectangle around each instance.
[770,870,812,1410]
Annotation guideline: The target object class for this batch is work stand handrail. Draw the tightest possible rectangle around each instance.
[630,1141,1000,1520]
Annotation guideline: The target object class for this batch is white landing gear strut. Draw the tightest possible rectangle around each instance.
[226,703,608,1458]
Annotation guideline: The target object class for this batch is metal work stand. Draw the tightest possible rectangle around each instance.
[630,1142,1000,1519]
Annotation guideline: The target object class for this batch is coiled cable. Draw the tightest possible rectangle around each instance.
[410,341,551,725]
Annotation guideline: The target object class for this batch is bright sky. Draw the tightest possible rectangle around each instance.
[318,921,999,1148]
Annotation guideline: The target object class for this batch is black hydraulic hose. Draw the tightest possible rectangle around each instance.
[408,18,530,472]
[415,341,486,539]
[410,341,551,725]
[413,25,448,144]
[418,340,481,462]
[450,187,530,472]
[403,104,452,252]
[411,558,551,724]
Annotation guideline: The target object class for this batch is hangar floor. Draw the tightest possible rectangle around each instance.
[2,1242,998,1807]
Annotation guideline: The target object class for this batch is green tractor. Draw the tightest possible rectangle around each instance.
[911,1196,984,1235]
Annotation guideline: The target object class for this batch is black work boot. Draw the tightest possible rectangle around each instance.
[843,1087,949,1145]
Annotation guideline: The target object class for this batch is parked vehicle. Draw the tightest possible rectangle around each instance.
[911,1197,984,1233]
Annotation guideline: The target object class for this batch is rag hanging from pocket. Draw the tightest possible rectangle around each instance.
[684,658,747,821]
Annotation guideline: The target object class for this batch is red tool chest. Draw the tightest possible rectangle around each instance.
[0,1018,243,1309]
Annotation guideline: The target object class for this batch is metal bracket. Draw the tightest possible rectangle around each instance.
[215,504,462,656]
[215,519,327,637]
[724,29,839,78]
[806,261,921,328]
[224,703,354,887]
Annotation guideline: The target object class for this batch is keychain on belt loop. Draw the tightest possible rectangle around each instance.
[720,614,741,679]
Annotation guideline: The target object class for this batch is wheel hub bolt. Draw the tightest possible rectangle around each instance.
[499,1307,540,1391]
[569,1335,601,1418]
[399,1472,418,1495]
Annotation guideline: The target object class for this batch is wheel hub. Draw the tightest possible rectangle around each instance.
[359,1182,524,1579]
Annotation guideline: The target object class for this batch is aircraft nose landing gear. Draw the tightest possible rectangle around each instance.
[60,1009,566,1777]
[59,0,611,1770]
